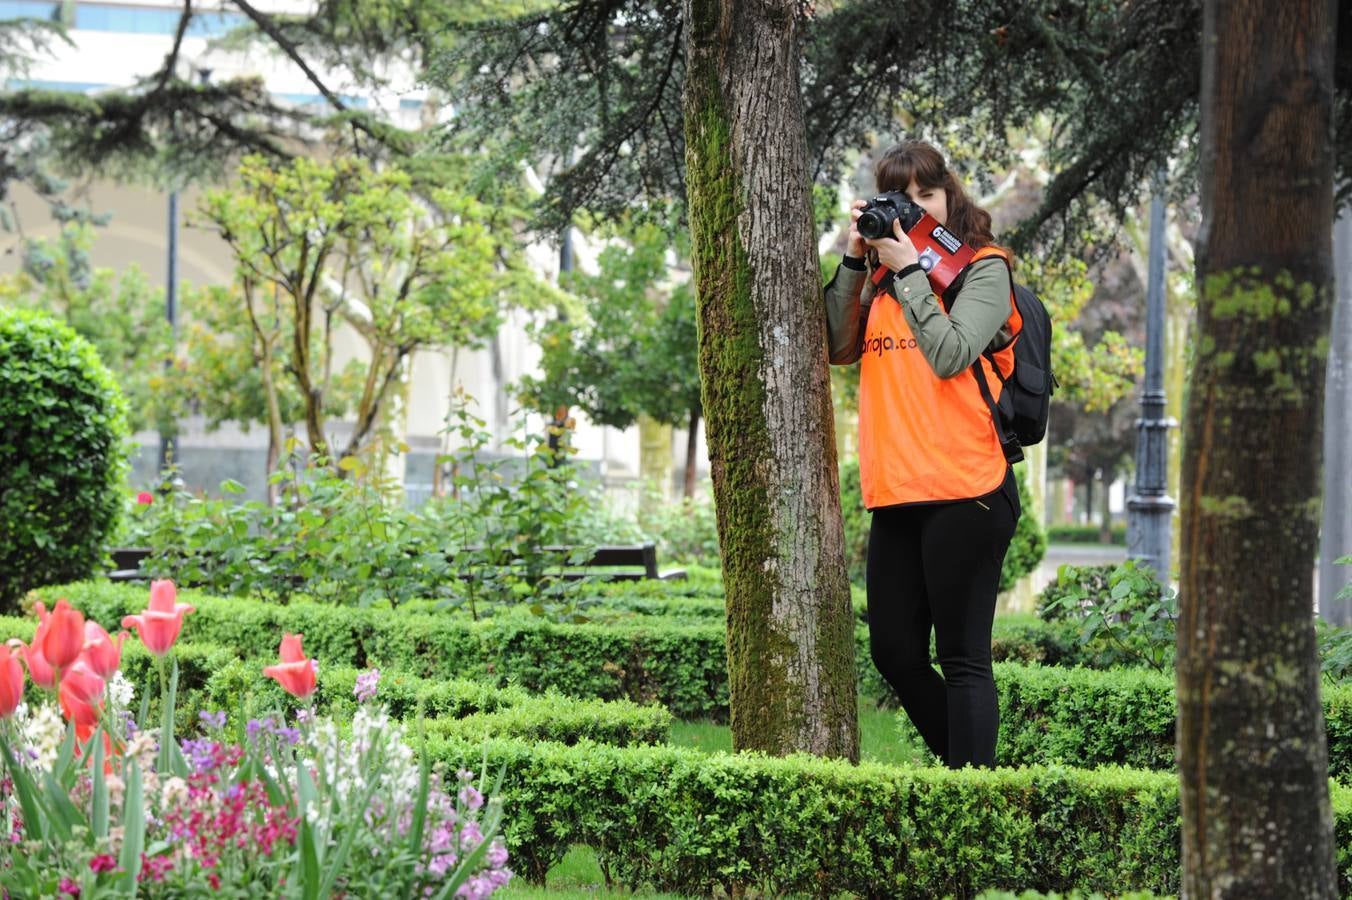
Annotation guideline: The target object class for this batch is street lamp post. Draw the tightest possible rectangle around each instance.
[1126,174,1177,577]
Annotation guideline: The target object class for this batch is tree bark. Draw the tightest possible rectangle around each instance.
[682,0,857,760]
[1180,0,1338,895]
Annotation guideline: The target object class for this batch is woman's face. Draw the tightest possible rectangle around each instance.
[905,178,948,227]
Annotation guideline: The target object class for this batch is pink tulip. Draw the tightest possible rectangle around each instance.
[0,644,25,718]
[13,605,57,690]
[81,621,124,680]
[58,659,105,729]
[263,633,317,699]
[41,599,85,671]
[136,491,154,505]
[121,580,194,656]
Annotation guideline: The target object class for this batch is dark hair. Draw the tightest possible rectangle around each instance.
[873,140,997,250]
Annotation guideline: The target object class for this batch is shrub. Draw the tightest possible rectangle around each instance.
[1001,465,1047,592]
[0,307,129,613]
[840,459,1046,592]
[1037,561,1177,671]
[423,734,1192,896]
[1046,524,1128,545]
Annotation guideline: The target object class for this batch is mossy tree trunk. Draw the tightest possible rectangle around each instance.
[1180,0,1338,894]
[681,0,858,760]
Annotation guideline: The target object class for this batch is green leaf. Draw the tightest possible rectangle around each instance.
[91,731,109,839]
[118,759,146,891]
[0,736,49,844]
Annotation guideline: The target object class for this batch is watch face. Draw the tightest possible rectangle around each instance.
[918,247,941,273]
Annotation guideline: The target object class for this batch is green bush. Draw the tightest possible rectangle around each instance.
[24,583,734,718]
[839,459,1046,592]
[424,734,1190,896]
[1037,561,1177,671]
[1046,524,1128,545]
[1001,465,1047,592]
[0,307,129,613]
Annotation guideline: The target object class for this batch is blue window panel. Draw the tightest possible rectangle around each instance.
[72,5,245,36]
[399,98,424,110]
[0,1,60,20]
[275,92,369,109]
[7,79,109,92]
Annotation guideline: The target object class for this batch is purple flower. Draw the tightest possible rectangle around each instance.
[458,784,484,812]
[199,710,227,731]
[246,718,268,742]
[354,668,380,703]
[459,821,483,851]
[296,708,313,724]
[487,842,508,868]
[180,738,219,774]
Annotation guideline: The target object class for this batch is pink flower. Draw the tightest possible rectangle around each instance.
[135,491,154,505]
[12,604,56,690]
[121,580,194,656]
[80,621,124,680]
[263,634,317,699]
[40,599,85,671]
[58,877,79,896]
[89,854,117,874]
[0,645,23,718]
[58,659,105,729]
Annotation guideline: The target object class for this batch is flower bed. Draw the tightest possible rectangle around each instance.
[0,582,513,896]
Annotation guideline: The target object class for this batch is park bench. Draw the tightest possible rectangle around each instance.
[106,542,686,585]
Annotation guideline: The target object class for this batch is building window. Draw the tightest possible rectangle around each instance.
[72,4,245,36]
[0,1,61,21]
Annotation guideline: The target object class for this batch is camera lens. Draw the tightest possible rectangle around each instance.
[857,210,888,240]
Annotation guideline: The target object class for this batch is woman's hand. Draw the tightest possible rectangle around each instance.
[847,199,867,257]
[865,217,919,271]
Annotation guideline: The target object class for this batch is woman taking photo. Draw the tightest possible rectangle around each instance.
[824,139,1022,769]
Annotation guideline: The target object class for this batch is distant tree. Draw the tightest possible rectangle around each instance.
[520,217,703,497]
[196,155,510,472]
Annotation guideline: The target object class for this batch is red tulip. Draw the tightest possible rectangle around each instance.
[81,621,124,680]
[121,580,194,656]
[136,491,154,505]
[58,659,105,729]
[263,633,317,699]
[41,599,85,670]
[12,607,56,690]
[0,644,25,718]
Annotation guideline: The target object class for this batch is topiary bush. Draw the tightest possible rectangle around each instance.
[1000,464,1047,592]
[0,307,129,613]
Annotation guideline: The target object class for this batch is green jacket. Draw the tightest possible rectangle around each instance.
[823,255,1014,377]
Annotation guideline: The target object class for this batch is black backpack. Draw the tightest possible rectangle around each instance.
[960,259,1057,465]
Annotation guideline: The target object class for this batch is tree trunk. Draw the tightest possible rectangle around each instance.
[684,407,701,499]
[1180,0,1338,895]
[682,0,857,760]
[638,414,674,502]
[1099,470,1113,544]
[1319,212,1352,622]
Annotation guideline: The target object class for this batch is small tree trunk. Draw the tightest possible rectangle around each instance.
[638,414,674,501]
[1099,471,1113,544]
[684,407,701,499]
[682,0,857,760]
[1179,0,1338,894]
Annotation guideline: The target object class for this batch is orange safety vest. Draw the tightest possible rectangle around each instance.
[857,246,1022,509]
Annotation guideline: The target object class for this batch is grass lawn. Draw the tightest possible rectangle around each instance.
[669,695,932,767]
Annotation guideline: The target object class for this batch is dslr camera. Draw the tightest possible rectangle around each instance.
[856,191,925,240]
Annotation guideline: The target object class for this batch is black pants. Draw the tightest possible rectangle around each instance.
[866,468,1020,769]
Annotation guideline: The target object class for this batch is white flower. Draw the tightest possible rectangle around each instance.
[107,671,135,710]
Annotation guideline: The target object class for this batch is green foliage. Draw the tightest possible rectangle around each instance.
[1001,465,1046,592]
[636,491,719,567]
[520,216,701,434]
[423,734,1186,895]
[24,583,734,719]
[196,155,515,466]
[426,393,600,617]
[1037,561,1177,671]
[1047,524,1128,545]
[0,222,176,433]
[0,307,129,612]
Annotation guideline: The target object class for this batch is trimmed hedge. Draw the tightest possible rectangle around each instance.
[886,662,1352,782]
[421,734,1352,898]
[423,734,1191,897]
